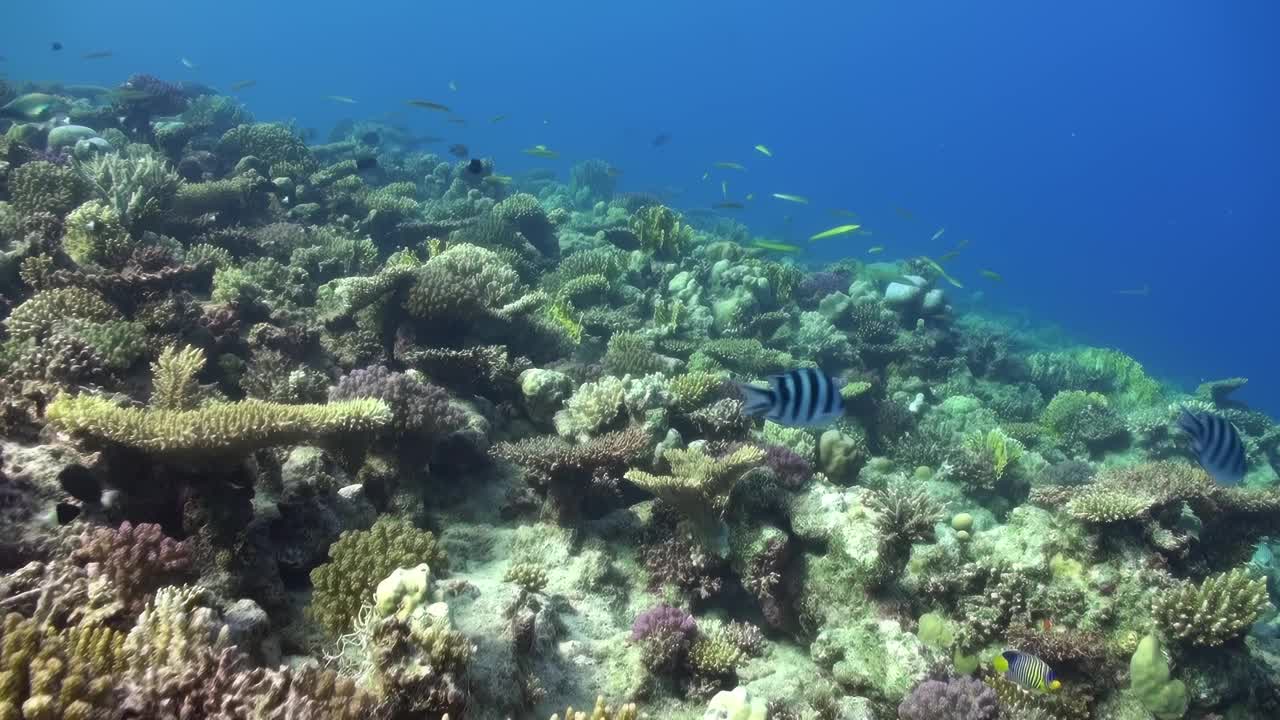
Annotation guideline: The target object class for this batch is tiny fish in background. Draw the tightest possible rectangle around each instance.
[930,227,946,241]
[754,144,772,157]
[325,95,357,104]
[772,193,809,204]
[355,156,378,171]
[739,368,844,427]
[867,245,884,254]
[229,79,257,92]
[407,99,450,112]
[449,143,469,158]
[980,269,1003,282]
[713,201,744,210]
[448,80,458,92]
[750,240,801,253]
[466,158,485,174]
[180,57,197,69]
[809,223,861,241]
[1177,407,1246,485]
[490,114,508,123]
[51,41,63,51]
[652,131,671,146]
[714,161,746,171]
[360,130,380,146]
[994,651,1061,692]
[82,50,113,60]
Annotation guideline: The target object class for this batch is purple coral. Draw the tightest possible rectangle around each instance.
[764,444,813,489]
[630,603,697,642]
[71,521,192,613]
[897,677,998,720]
[330,366,465,438]
[120,74,189,115]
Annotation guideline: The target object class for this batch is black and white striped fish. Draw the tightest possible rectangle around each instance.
[995,650,1061,692]
[738,368,844,427]
[1177,406,1246,485]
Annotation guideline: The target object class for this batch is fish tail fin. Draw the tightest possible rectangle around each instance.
[737,383,775,416]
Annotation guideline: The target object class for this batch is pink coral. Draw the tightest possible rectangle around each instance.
[71,521,193,613]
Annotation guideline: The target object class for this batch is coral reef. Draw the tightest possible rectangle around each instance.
[0,69,1275,720]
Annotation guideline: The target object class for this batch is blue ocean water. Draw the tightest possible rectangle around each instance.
[6,0,1277,411]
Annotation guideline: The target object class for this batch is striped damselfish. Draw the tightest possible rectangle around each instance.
[1177,406,1246,485]
[738,368,844,427]
[994,650,1060,692]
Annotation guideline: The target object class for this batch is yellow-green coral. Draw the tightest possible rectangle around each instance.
[150,344,206,411]
[4,287,121,341]
[688,630,744,678]
[216,123,317,176]
[1152,567,1270,646]
[374,564,433,622]
[549,696,639,720]
[54,318,148,369]
[8,160,86,216]
[631,204,692,259]
[670,371,724,412]
[46,393,391,455]
[0,613,127,720]
[625,444,764,549]
[76,147,181,231]
[62,200,133,267]
[503,561,549,594]
[309,516,449,638]
[964,428,1024,480]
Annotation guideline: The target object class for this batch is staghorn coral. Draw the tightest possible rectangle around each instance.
[1151,567,1270,646]
[308,516,448,638]
[150,344,206,411]
[625,444,764,551]
[70,521,193,615]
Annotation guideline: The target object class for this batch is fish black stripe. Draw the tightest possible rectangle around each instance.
[806,369,822,421]
[1203,416,1220,463]
[1211,418,1233,466]
[774,374,791,421]
[823,374,837,414]
[790,370,807,424]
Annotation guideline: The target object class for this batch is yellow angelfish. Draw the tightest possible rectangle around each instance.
[809,224,862,241]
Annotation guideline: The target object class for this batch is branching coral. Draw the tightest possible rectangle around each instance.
[308,516,448,637]
[1151,567,1270,646]
[626,444,764,551]
[216,123,317,176]
[150,344,206,411]
[898,677,998,720]
[330,366,465,439]
[630,204,692,259]
[70,521,193,614]
[47,393,391,455]
[493,425,650,519]
[8,160,86,217]
[76,147,181,232]
[0,611,127,719]
[5,287,120,341]
[493,192,558,258]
